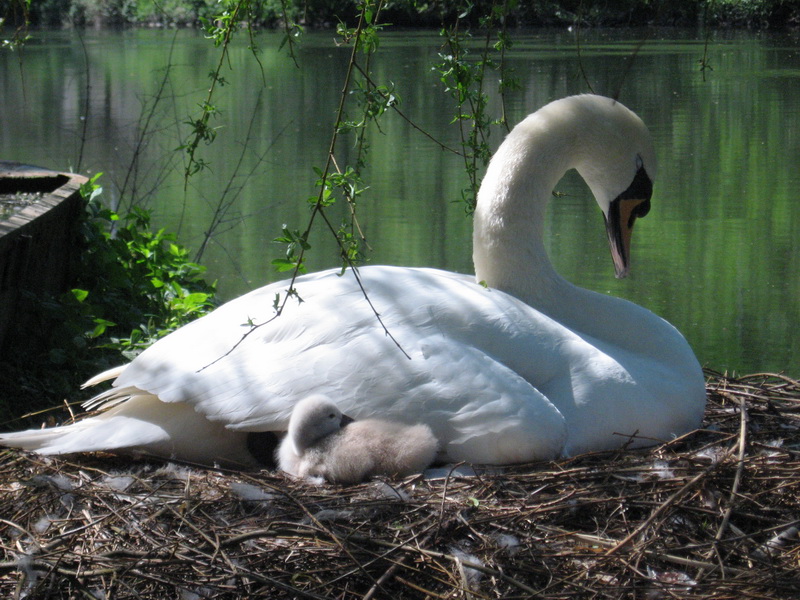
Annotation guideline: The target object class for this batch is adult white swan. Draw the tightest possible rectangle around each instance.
[0,95,706,467]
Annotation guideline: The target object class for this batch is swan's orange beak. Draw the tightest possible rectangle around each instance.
[604,164,653,278]
[605,197,651,278]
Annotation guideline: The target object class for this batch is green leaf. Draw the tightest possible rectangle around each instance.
[271,258,305,273]
[182,292,211,306]
[90,318,116,339]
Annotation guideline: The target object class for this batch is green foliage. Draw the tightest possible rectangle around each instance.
[2,0,800,29]
[134,0,221,27]
[0,0,31,50]
[74,174,217,357]
[435,1,518,213]
[0,174,216,424]
[272,226,311,273]
[180,0,268,186]
[706,0,790,28]
[67,0,137,26]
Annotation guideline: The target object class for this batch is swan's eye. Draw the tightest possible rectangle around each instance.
[616,164,653,208]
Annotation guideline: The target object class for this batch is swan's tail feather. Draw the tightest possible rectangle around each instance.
[81,364,127,389]
[82,387,134,411]
[0,426,84,453]
[0,391,172,456]
[1,394,260,468]
[0,414,166,456]
[80,364,131,411]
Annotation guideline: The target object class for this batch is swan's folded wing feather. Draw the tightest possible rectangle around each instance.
[89,266,572,463]
[1,395,257,467]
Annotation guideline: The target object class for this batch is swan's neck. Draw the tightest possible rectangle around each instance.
[473,114,576,311]
[471,110,685,362]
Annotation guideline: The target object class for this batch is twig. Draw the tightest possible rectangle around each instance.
[605,463,721,555]
[351,62,463,156]
[73,28,91,172]
[345,533,544,597]
[699,393,749,578]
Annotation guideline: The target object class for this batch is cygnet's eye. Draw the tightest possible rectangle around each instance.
[328,412,337,420]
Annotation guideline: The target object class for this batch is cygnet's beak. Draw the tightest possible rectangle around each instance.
[604,166,653,278]
[340,414,355,427]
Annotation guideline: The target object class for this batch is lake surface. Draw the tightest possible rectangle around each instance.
[1,28,798,375]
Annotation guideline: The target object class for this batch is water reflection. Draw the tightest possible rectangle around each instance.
[0,29,798,374]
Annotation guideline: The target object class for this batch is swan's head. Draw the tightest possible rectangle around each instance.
[287,395,351,455]
[566,95,657,278]
[474,94,657,293]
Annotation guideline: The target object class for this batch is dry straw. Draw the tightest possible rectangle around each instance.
[2,369,799,598]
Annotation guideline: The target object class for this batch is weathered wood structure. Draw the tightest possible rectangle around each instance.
[0,162,87,353]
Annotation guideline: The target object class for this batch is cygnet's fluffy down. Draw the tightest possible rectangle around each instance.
[277,395,438,484]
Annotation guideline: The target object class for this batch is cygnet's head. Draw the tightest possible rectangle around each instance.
[287,395,346,456]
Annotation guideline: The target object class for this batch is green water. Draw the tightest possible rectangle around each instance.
[1,29,798,375]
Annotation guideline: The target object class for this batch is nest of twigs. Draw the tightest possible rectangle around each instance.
[1,369,799,599]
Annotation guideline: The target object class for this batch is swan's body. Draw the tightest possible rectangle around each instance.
[0,95,706,467]
[277,395,438,483]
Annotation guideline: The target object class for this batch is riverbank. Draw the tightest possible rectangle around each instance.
[5,0,800,30]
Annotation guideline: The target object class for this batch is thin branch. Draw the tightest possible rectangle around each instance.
[74,28,91,172]
[181,0,247,187]
[194,91,290,263]
[118,31,179,215]
[698,393,750,577]
[574,19,595,93]
[612,36,648,101]
[352,61,462,155]
[200,2,411,372]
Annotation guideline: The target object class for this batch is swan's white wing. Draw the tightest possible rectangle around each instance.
[11,265,699,465]
[102,266,571,463]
